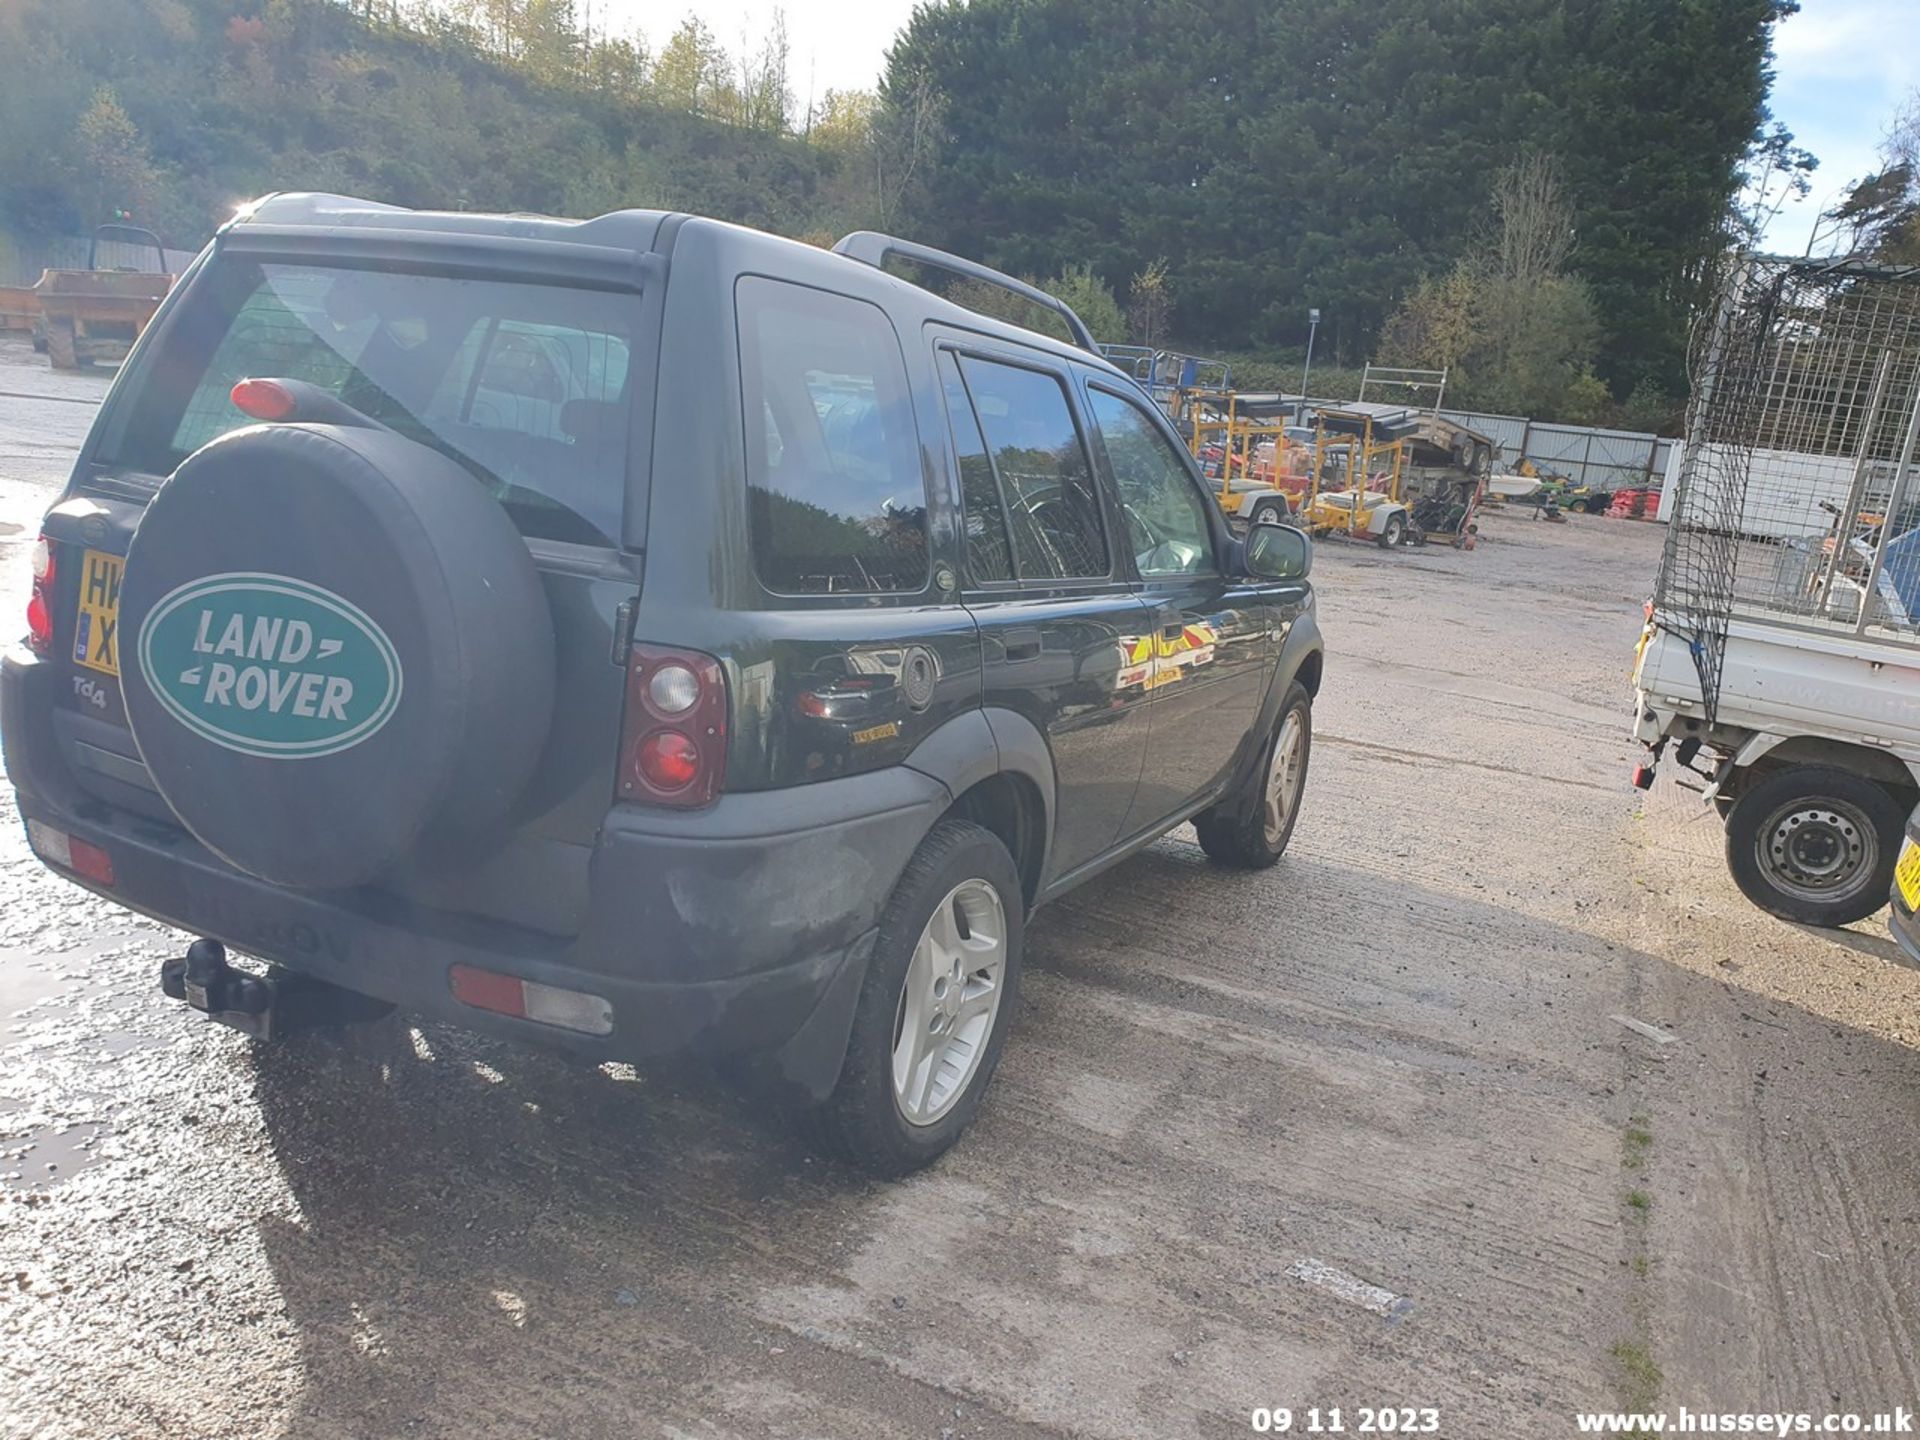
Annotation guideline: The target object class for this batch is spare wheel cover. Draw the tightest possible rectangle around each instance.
[119,422,556,890]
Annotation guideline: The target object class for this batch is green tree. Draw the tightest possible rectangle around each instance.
[884,0,1793,396]
[808,89,875,152]
[1050,263,1124,344]
[1376,268,1478,380]
[77,86,157,228]
[653,15,731,117]
[1126,259,1171,348]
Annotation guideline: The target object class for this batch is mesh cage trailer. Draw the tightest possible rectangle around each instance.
[1633,255,1920,927]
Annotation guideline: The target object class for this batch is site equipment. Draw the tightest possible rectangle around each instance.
[33,224,175,369]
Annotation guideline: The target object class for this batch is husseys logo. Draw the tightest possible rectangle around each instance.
[136,573,402,759]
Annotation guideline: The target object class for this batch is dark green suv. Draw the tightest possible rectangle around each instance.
[3,195,1324,1173]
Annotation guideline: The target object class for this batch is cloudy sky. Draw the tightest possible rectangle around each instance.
[1764,0,1920,251]
[591,0,1917,255]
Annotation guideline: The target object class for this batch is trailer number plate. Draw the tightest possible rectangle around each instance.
[1897,841,1920,912]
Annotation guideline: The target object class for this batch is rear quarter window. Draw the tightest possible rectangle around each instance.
[736,277,928,596]
[101,259,638,545]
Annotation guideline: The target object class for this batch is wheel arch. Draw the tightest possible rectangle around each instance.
[903,706,1056,909]
[1293,647,1324,700]
[1729,735,1920,807]
[946,772,1048,910]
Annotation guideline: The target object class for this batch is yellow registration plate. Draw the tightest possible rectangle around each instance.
[73,549,123,678]
[1897,840,1920,912]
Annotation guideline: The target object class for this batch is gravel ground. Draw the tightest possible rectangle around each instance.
[1,329,1917,1438]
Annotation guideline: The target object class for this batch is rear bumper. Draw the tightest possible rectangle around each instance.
[3,645,945,1093]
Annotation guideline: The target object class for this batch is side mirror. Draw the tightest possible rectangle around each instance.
[1241,522,1312,581]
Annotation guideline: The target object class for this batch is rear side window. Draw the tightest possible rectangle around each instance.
[738,277,928,595]
[101,260,637,545]
[937,350,1014,583]
[955,356,1109,580]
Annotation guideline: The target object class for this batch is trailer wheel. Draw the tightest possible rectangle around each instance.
[45,318,78,370]
[1723,765,1906,927]
[1249,497,1289,527]
[1377,513,1406,548]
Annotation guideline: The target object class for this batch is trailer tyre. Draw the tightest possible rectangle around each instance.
[1377,513,1406,548]
[45,318,78,370]
[1249,497,1289,527]
[1724,765,1906,927]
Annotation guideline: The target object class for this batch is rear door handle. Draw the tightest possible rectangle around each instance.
[1002,628,1042,662]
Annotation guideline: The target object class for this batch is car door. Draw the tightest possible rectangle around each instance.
[935,342,1155,880]
[1083,379,1277,836]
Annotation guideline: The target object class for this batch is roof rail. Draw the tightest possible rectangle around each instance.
[833,231,1099,354]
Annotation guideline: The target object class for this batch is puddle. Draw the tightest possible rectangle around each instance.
[0,950,76,1040]
[0,1096,111,1192]
[0,1115,105,1191]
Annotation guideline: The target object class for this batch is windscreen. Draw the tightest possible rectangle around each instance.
[98,258,641,545]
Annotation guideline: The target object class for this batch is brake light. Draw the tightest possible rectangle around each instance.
[619,642,726,808]
[230,377,297,421]
[638,730,700,790]
[25,534,54,656]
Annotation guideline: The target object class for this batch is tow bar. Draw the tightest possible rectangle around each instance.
[160,939,391,1040]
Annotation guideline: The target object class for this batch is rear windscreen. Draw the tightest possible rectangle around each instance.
[98,259,640,545]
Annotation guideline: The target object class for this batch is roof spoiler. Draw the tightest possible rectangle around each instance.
[833,231,1099,354]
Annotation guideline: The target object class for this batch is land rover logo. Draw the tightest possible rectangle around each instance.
[136,573,402,759]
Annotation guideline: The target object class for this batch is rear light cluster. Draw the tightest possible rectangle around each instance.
[619,642,727,808]
[25,819,114,887]
[25,534,54,656]
[449,963,613,1036]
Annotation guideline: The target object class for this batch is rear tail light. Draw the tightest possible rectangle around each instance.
[619,642,726,808]
[448,964,613,1035]
[25,819,115,886]
[25,534,53,656]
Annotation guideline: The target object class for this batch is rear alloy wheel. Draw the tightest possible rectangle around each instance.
[1197,682,1312,869]
[815,819,1023,1175]
[1724,765,1905,927]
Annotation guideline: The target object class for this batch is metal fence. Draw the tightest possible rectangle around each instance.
[1436,408,1676,492]
[0,229,197,288]
[1654,255,1920,718]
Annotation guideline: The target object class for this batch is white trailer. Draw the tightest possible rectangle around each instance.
[1633,255,1920,926]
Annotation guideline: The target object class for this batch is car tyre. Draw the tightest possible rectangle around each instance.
[813,818,1024,1176]
[1723,765,1905,927]
[1196,682,1312,869]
